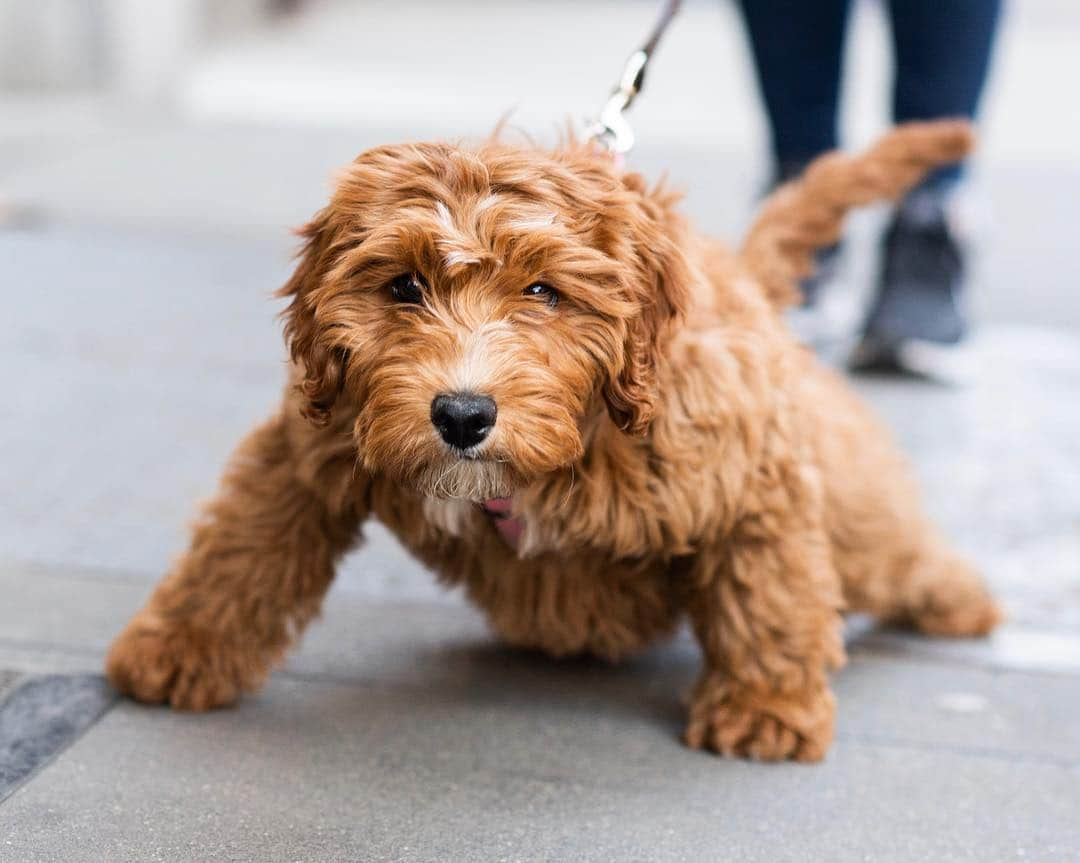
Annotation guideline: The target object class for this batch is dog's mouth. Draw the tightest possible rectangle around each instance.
[451,445,491,461]
[413,455,518,502]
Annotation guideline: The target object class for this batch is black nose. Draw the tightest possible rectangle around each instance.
[430,392,497,450]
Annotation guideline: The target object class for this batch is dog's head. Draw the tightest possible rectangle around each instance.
[281,141,691,499]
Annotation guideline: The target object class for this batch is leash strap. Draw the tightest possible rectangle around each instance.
[586,0,683,154]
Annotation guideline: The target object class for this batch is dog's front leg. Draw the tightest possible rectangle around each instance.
[683,468,846,762]
[107,406,366,710]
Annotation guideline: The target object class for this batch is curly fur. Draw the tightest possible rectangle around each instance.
[108,120,1001,761]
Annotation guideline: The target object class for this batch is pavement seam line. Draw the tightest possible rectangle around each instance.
[834,733,1080,769]
[0,674,118,806]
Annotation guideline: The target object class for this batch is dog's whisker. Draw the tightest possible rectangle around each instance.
[559,464,576,509]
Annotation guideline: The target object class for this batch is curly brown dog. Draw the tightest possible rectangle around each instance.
[107,120,1001,762]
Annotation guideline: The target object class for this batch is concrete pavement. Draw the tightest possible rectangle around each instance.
[3,594,1079,862]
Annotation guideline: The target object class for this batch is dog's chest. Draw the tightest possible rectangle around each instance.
[406,497,681,659]
[420,497,478,538]
[420,497,532,554]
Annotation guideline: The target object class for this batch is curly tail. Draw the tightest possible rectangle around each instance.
[740,120,976,309]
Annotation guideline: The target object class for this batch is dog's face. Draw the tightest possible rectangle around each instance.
[282,142,690,500]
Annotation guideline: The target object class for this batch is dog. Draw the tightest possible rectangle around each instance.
[107,121,1001,762]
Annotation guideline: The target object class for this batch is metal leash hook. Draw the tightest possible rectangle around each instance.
[585,0,682,155]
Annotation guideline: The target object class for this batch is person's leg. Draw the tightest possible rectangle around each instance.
[890,0,1003,189]
[853,0,1004,377]
[736,0,853,180]
[736,0,853,326]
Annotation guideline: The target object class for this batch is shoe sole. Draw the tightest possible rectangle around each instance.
[849,336,975,385]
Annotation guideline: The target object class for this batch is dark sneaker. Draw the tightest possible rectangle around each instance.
[851,188,971,381]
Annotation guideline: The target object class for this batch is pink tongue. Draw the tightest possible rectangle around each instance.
[482,497,513,516]
[481,498,523,549]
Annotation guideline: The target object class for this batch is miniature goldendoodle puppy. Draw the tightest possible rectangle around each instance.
[107,121,1000,761]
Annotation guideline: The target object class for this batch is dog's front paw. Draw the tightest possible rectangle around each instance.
[106,612,269,711]
[684,675,835,762]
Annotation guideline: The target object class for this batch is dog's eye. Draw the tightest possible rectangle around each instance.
[389,273,426,304]
[523,282,558,308]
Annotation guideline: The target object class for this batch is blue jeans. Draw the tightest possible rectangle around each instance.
[736,0,1003,189]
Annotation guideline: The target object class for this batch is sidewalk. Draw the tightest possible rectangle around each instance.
[2,571,1078,862]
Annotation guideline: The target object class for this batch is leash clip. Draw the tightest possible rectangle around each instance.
[584,0,681,156]
[586,49,647,154]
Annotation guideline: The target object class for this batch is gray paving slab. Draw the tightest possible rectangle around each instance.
[2,558,1078,767]
[1,656,1077,863]
[3,558,1078,696]
[849,328,1080,634]
[1,556,1076,858]
[0,670,23,703]
[2,225,285,576]
[0,563,472,680]
[0,674,116,802]
[849,622,1080,676]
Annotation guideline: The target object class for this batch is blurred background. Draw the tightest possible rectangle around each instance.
[0,0,1075,272]
[2,1,1079,311]
[3,0,1079,616]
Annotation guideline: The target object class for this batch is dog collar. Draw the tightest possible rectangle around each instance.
[480,497,523,549]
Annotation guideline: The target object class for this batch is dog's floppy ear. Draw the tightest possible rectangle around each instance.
[601,180,693,436]
[278,208,346,426]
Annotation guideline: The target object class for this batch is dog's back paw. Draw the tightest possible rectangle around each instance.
[903,556,1003,638]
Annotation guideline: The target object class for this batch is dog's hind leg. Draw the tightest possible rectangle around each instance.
[106,402,367,710]
[804,371,1003,639]
[838,533,1002,638]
